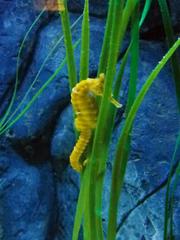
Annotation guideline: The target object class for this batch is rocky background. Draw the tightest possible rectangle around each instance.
[0,0,180,239]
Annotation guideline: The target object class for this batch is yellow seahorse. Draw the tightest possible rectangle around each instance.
[70,73,121,172]
[57,0,65,12]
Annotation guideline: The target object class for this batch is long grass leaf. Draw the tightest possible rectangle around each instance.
[108,38,180,240]
[125,4,139,114]
[0,8,46,128]
[87,1,138,239]
[157,1,180,238]
[107,4,139,239]
[170,160,180,239]
[113,0,151,99]
[92,1,126,237]
[139,0,152,27]
[113,45,130,99]
[80,0,89,80]
[72,164,90,240]
[58,0,77,90]
[98,0,117,74]
[164,133,180,240]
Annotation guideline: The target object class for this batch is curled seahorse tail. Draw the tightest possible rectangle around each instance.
[70,130,91,172]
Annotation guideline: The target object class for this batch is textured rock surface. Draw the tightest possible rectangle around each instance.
[51,105,75,161]
[55,167,80,240]
[169,0,180,32]
[68,0,108,17]
[0,149,55,240]
[104,41,180,240]
[0,1,180,240]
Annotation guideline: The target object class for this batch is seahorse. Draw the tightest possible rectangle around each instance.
[70,73,121,172]
[57,0,65,12]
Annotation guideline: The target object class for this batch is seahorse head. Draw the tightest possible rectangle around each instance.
[90,73,105,96]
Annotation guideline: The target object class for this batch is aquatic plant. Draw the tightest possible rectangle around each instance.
[58,0,180,239]
[0,0,179,239]
[158,1,180,239]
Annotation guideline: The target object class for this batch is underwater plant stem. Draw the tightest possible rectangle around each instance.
[125,4,139,114]
[0,8,45,129]
[98,0,147,75]
[113,0,151,102]
[163,133,180,240]
[170,160,180,237]
[98,0,116,74]
[87,1,138,239]
[71,2,90,238]
[107,4,139,239]
[72,164,91,240]
[58,0,77,90]
[158,1,180,237]
[73,1,152,238]
[80,0,89,80]
[158,0,180,111]
[139,0,152,28]
[107,38,180,240]
[89,2,125,238]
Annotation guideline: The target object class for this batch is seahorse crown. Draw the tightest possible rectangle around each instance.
[89,73,105,96]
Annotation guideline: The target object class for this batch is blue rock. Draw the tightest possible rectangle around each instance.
[5,74,70,140]
[116,189,166,240]
[68,0,108,17]
[54,166,80,240]
[166,0,180,32]
[0,149,55,240]
[51,105,75,161]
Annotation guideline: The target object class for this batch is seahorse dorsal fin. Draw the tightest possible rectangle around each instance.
[110,95,122,108]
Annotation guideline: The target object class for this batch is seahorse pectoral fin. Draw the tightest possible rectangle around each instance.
[110,95,122,108]
[83,159,88,167]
